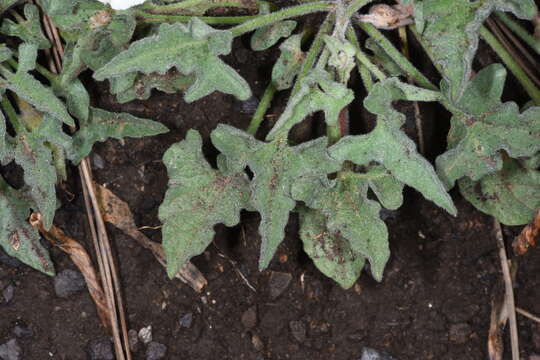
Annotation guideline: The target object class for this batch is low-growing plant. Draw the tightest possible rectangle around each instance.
[0,0,538,288]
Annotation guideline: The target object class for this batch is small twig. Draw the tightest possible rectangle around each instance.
[512,208,540,256]
[213,242,256,293]
[493,218,519,360]
[516,307,540,324]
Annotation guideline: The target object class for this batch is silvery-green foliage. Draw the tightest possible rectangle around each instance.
[414,0,536,101]
[93,19,251,102]
[329,78,456,215]
[459,159,540,226]
[0,4,50,48]
[271,34,305,90]
[436,64,540,188]
[158,130,251,278]
[211,125,340,270]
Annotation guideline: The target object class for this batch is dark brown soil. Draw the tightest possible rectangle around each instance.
[1,34,540,360]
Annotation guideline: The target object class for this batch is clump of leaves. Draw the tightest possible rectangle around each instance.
[0,3,168,273]
[1,0,538,290]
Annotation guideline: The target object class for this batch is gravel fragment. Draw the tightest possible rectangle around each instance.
[268,271,292,299]
[138,325,152,344]
[289,321,306,343]
[241,307,257,329]
[448,323,471,344]
[128,329,139,352]
[86,337,114,360]
[359,347,397,360]
[3,284,14,304]
[145,342,167,360]
[179,312,193,328]
[54,269,85,298]
[12,322,33,338]
[251,335,264,352]
[0,339,22,360]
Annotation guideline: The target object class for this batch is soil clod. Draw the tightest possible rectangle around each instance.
[54,269,85,298]
[145,341,167,360]
[0,339,22,360]
[289,320,306,343]
[241,306,257,329]
[12,322,32,339]
[268,271,292,299]
[449,323,472,344]
[86,337,114,360]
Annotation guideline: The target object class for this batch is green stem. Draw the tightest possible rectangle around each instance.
[247,83,276,135]
[230,1,334,37]
[346,26,385,82]
[291,14,334,96]
[1,97,24,134]
[139,0,267,14]
[480,26,540,105]
[344,0,371,19]
[355,20,437,90]
[495,12,540,55]
[135,12,254,24]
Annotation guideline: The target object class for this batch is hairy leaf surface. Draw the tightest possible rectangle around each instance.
[416,0,537,101]
[436,65,540,188]
[292,176,389,282]
[298,207,365,289]
[329,78,456,215]
[459,160,540,226]
[267,70,354,140]
[0,178,54,275]
[159,130,251,277]
[271,33,305,90]
[0,4,50,48]
[94,19,251,102]
[211,125,340,269]
[70,107,169,164]
[251,19,296,51]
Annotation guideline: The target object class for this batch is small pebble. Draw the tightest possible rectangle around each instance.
[54,269,85,298]
[179,312,193,328]
[145,342,167,360]
[128,329,139,352]
[0,339,22,360]
[268,271,292,299]
[289,321,306,343]
[138,325,152,345]
[3,284,14,304]
[92,153,105,169]
[86,337,114,360]
[251,335,264,352]
[241,307,257,329]
[360,347,397,360]
[234,96,259,114]
[12,322,33,338]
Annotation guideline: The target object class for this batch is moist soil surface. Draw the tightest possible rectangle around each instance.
[1,34,540,360]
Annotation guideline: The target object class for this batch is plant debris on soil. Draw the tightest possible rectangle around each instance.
[0,37,539,360]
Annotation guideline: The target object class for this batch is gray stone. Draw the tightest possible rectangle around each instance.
[86,337,114,360]
[128,329,139,352]
[269,271,292,299]
[0,339,22,360]
[54,269,85,298]
[289,321,306,343]
[12,322,32,338]
[360,347,397,360]
[146,342,167,360]
[138,325,152,344]
[179,312,193,328]
[3,284,14,303]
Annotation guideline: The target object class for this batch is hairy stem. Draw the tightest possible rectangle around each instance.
[480,26,540,105]
[291,14,334,96]
[356,20,437,90]
[230,2,334,37]
[247,83,276,135]
[139,0,267,14]
[135,12,254,24]
[344,0,372,19]
[495,12,540,55]
[346,26,385,82]
[1,97,24,134]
